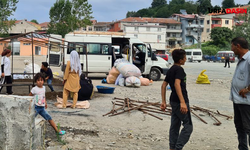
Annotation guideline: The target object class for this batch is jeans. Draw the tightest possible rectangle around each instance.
[169,102,193,150]
[35,105,52,120]
[234,103,250,150]
[47,79,54,92]
[5,76,12,94]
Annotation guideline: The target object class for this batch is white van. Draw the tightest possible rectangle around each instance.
[48,33,169,81]
[185,49,203,62]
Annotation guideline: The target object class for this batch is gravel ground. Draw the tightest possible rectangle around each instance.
[3,56,240,150]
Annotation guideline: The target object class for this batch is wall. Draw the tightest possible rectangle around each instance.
[19,40,48,56]
[221,18,233,29]
[201,15,212,42]
[10,21,39,34]
[125,26,166,50]
[0,41,10,54]
[0,95,45,150]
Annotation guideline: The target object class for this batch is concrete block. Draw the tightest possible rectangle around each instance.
[0,95,45,150]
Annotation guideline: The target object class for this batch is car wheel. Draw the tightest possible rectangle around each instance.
[149,68,161,81]
[198,60,201,63]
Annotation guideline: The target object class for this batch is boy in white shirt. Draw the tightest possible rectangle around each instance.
[29,73,65,135]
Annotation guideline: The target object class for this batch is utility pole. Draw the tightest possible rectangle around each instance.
[197,15,201,49]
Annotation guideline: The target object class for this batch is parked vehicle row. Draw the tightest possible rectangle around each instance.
[203,51,235,63]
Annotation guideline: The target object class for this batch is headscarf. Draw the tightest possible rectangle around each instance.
[70,50,82,76]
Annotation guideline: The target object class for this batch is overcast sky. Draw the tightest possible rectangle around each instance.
[11,0,248,24]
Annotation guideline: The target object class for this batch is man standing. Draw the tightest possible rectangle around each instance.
[230,37,250,150]
[224,54,230,68]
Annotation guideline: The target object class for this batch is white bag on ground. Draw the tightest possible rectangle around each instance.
[24,60,40,73]
[125,76,141,87]
[116,62,141,77]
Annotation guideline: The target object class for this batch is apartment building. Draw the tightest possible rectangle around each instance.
[109,17,182,52]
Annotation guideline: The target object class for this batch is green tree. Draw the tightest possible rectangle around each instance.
[134,8,154,17]
[154,5,171,18]
[151,0,167,8]
[126,11,137,18]
[169,0,185,6]
[232,7,250,48]
[210,27,233,47]
[0,0,19,35]
[213,5,221,9]
[248,1,250,4]
[48,0,92,38]
[222,0,235,8]
[30,19,39,24]
[198,0,212,14]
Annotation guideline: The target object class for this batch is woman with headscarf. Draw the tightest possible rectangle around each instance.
[1,49,13,94]
[62,51,81,109]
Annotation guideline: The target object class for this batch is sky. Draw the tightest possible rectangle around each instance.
[11,0,249,24]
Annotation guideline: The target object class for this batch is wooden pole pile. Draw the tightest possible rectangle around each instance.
[103,97,233,125]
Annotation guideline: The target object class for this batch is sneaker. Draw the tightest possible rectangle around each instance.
[58,130,66,135]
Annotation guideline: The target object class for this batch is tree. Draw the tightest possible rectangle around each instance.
[30,19,39,24]
[48,0,92,38]
[126,11,137,18]
[151,0,166,8]
[248,1,250,4]
[154,5,171,18]
[210,27,233,47]
[0,0,19,35]
[213,5,221,10]
[232,7,250,48]
[222,0,235,8]
[198,0,212,14]
[169,0,185,6]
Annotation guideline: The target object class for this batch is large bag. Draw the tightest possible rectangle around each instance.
[78,74,94,101]
[125,76,141,87]
[116,62,141,77]
[107,67,120,84]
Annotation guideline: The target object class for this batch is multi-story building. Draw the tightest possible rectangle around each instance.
[172,13,209,46]
[109,17,182,52]
[76,20,111,32]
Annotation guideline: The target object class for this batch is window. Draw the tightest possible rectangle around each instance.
[134,34,138,38]
[225,20,229,24]
[67,43,85,54]
[167,33,170,37]
[158,28,161,32]
[172,33,176,37]
[134,27,138,31]
[206,28,210,33]
[82,27,86,31]
[101,45,109,54]
[23,43,31,45]
[167,25,170,29]
[50,42,60,52]
[88,27,92,31]
[207,20,210,24]
[157,35,161,41]
[186,52,192,55]
[189,39,193,43]
[193,52,201,55]
[146,27,150,31]
[87,44,100,54]
[35,46,41,55]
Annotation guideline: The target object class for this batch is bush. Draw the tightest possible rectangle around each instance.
[201,45,220,56]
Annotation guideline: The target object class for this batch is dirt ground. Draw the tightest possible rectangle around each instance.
[2,56,240,150]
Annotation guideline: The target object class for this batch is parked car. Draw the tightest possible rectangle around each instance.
[216,51,235,63]
[156,54,168,61]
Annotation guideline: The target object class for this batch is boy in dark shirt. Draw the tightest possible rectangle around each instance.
[40,62,54,92]
[161,49,193,150]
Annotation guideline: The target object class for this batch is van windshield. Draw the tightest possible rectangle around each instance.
[186,52,191,55]
[193,52,201,55]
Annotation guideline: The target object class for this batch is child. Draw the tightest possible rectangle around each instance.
[40,62,54,92]
[161,49,193,150]
[29,73,65,135]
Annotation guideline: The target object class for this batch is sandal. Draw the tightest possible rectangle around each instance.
[58,130,66,135]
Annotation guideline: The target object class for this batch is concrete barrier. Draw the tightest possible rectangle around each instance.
[0,95,45,150]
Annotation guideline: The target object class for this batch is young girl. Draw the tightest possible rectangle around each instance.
[63,50,81,109]
[1,49,13,94]
[29,73,65,135]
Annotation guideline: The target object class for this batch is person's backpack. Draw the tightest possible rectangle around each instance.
[78,74,94,101]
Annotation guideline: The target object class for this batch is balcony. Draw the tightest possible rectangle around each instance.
[211,24,221,28]
[166,29,182,33]
[166,37,182,41]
